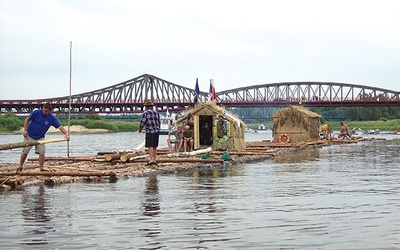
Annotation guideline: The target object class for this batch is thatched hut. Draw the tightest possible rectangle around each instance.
[177,103,246,151]
[272,106,321,143]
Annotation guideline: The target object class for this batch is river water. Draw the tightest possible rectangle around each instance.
[0,132,399,249]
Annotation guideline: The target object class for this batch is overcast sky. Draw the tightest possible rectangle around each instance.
[1,0,399,100]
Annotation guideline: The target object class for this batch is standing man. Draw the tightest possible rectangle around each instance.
[17,103,70,172]
[138,99,160,166]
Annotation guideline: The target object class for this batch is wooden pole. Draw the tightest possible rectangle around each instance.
[0,171,116,177]
[28,156,100,162]
[0,137,67,151]
[131,158,224,163]
[67,41,72,157]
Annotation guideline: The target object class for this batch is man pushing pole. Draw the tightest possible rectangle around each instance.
[17,102,70,172]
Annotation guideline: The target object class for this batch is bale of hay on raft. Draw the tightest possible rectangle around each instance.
[272,105,321,143]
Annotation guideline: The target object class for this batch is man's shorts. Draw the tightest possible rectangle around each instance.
[145,133,159,148]
[22,136,45,155]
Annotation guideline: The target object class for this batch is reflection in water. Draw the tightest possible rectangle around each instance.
[139,176,162,248]
[20,185,53,245]
[274,149,320,164]
[272,149,321,197]
[183,168,228,248]
[179,166,243,180]
[142,176,160,217]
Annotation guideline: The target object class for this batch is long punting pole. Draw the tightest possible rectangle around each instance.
[67,41,72,157]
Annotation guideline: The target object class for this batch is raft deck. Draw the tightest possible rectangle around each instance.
[0,137,383,190]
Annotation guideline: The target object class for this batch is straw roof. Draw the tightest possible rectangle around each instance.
[272,105,321,118]
[177,103,245,127]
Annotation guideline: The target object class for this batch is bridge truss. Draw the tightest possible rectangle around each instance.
[218,82,400,108]
[1,74,399,115]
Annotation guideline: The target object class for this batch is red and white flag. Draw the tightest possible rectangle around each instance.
[209,79,216,103]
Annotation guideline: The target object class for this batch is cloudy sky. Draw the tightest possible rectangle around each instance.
[0,0,399,100]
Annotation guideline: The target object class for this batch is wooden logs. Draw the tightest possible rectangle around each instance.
[44,176,72,187]
[0,177,23,190]
[105,153,122,162]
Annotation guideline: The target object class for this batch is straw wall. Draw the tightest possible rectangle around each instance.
[213,117,246,151]
[272,106,321,143]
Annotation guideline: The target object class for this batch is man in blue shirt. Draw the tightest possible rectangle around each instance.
[138,99,160,166]
[17,103,70,172]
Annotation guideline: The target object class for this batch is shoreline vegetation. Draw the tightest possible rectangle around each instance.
[249,120,400,132]
[0,112,399,134]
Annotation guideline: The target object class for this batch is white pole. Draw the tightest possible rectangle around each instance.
[67,41,72,157]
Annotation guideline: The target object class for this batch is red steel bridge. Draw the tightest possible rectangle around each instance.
[1,74,399,115]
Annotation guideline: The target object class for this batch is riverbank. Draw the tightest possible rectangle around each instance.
[0,136,386,191]
[247,119,400,132]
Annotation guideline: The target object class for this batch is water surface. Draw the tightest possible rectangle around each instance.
[0,132,399,248]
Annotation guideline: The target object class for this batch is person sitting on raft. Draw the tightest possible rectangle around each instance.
[183,125,194,152]
[167,125,183,152]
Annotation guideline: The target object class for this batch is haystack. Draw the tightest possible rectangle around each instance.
[177,103,246,151]
[272,106,321,143]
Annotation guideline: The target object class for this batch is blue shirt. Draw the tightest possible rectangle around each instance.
[139,108,160,134]
[27,109,61,140]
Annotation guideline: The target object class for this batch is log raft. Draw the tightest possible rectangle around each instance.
[1,136,383,190]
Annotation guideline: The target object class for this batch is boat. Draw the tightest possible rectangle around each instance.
[350,128,363,137]
[159,117,175,135]
[159,111,179,135]
[363,129,380,135]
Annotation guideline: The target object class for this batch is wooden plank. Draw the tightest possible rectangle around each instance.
[194,115,200,150]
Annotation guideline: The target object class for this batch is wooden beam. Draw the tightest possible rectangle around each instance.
[0,171,116,177]
[131,158,224,163]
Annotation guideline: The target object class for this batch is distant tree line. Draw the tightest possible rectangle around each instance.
[311,107,400,121]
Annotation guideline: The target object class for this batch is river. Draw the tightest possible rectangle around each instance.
[0,132,399,249]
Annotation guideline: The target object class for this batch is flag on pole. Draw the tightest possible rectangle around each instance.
[209,79,216,103]
[194,78,200,106]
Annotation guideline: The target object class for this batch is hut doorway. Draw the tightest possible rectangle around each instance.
[199,115,213,146]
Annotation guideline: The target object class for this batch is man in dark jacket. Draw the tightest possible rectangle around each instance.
[138,99,160,165]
